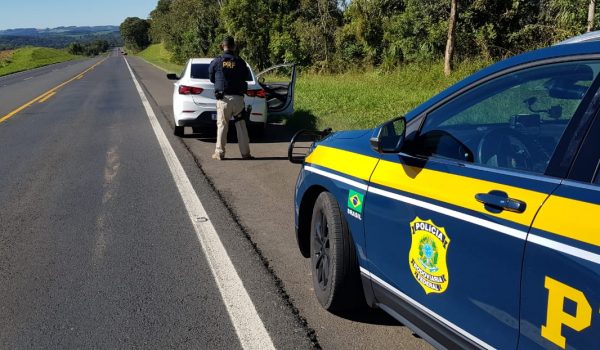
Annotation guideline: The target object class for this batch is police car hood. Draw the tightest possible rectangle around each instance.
[328,129,370,140]
[314,129,373,156]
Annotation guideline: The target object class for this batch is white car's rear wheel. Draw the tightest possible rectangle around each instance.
[174,126,184,137]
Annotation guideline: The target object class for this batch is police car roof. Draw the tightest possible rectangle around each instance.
[556,30,600,45]
[404,41,600,122]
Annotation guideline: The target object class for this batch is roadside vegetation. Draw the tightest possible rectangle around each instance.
[67,39,111,57]
[291,60,490,130]
[126,0,597,72]
[0,47,79,77]
[137,43,184,73]
[127,0,599,130]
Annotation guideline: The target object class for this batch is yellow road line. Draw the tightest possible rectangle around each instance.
[0,58,107,124]
[38,91,56,103]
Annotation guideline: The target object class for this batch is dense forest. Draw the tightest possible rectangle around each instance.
[120,0,599,73]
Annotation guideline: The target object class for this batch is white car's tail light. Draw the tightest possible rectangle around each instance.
[246,89,266,98]
[179,85,204,95]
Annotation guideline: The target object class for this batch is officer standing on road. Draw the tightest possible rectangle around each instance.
[209,36,253,160]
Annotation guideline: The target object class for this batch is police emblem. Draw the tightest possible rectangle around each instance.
[409,217,450,294]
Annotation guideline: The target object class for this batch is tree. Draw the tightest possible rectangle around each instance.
[220,0,272,69]
[119,17,150,52]
[293,0,342,69]
[140,0,597,72]
[149,0,172,43]
[444,0,458,76]
[161,0,220,63]
[68,42,84,55]
[588,0,596,32]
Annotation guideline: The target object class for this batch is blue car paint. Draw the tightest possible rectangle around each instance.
[361,150,562,349]
[519,182,600,349]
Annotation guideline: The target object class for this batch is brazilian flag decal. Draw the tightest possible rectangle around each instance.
[347,190,364,214]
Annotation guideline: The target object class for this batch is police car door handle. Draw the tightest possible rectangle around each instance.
[475,191,527,214]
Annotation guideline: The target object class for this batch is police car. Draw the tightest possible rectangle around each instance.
[290,41,600,349]
[168,59,296,137]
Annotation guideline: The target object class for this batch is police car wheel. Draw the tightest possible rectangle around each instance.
[310,192,363,312]
[174,126,184,137]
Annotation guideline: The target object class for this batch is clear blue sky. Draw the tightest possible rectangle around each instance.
[0,0,156,30]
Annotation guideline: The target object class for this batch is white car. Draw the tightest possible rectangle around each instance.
[168,58,296,137]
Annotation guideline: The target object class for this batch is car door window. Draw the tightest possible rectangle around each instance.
[416,61,600,174]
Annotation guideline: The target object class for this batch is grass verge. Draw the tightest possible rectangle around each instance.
[0,47,80,77]
[293,60,491,131]
[136,43,184,73]
[136,43,491,131]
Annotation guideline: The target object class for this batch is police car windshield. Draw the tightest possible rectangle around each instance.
[191,63,253,81]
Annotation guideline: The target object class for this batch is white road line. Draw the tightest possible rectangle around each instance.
[124,58,276,350]
[23,76,33,81]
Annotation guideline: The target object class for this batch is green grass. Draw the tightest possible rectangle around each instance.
[135,44,491,131]
[136,43,184,74]
[0,47,80,76]
[291,60,491,131]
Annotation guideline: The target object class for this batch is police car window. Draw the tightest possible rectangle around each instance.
[417,61,600,175]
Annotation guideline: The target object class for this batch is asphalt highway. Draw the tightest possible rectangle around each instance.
[0,49,432,349]
[0,50,311,349]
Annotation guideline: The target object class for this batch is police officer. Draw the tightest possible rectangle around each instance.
[209,36,253,160]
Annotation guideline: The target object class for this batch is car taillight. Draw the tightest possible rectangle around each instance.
[179,85,203,95]
[246,89,266,98]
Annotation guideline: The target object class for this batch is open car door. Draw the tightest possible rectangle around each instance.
[257,63,296,116]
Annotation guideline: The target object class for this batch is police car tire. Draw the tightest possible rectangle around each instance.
[310,192,363,312]
[174,126,184,137]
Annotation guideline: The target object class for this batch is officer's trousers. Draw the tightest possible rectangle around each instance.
[215,95,251,157]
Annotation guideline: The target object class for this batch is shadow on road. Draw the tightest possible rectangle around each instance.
[272,108,318,132]
[184,108,320,146]
[224,156,289,161]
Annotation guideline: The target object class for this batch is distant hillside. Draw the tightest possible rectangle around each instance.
[0,26,122,50]
[0,47,79,77]
[0,26,119,37]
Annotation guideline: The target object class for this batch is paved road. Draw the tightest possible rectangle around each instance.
[0,51,312,349]
[126,57,432,350]
[0,49,432,349]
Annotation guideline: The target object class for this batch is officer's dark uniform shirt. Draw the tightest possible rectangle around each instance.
[209,51,250,96]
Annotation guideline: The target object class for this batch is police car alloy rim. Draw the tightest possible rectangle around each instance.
[313,210,331,290]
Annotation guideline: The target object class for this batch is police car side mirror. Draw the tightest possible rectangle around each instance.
[167,73,179,80]
[370,116,406,154]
